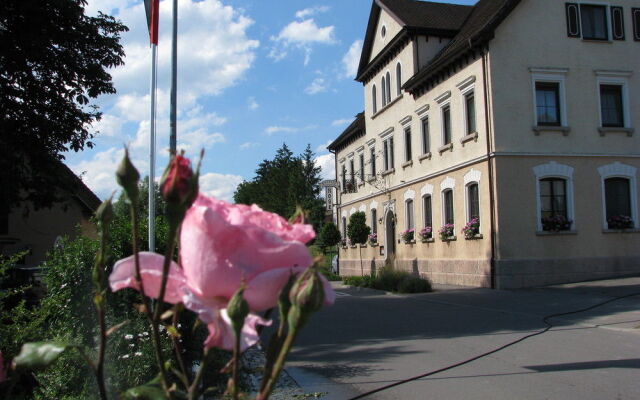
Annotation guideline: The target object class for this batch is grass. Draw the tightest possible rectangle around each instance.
[343,267,432,294]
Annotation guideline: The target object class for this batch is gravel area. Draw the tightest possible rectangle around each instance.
[242,346,306,399]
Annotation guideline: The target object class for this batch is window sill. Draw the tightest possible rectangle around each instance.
[438,143,453,154]
[441,236,457,242]
[381,168,395,177]
[460,131,478,145]
[359,244,367,248]
[532,125,570,136]
[358,181,365,187]
[402,160,413,169]
[350,245,358,248]
[419,152,432,162]
[581,38,612,43]
[464,234,483,240]
[536,230,577,236]
[403,240,416,245]
[602,228,640,234]
[369,242,379,247]
[598,127,634,137]
[420,238,435,243]
[371,94,404,120]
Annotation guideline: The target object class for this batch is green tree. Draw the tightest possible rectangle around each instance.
[317,222,341,255]
[347,212,371,276]
[0,0,128,212]
[233,143,326,232]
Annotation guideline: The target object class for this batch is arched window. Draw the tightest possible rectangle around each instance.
[422,195,432,229]
[406,199,414,230]
[381,76,387,107]
[341,216,347,239]
[539,177,569,231]
[371,208,377,234]
[385,71,391,104]
[467,183,480,222]
[372,84,377,114]
[443,189,454,225]
[604,177,632,228]
[396,63,402,96]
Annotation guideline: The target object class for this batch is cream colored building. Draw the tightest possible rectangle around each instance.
[329,0,640,288]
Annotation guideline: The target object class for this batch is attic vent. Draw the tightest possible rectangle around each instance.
[381,25,387,38]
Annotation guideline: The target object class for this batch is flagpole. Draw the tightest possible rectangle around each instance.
[149,43,157,252]
[169,0,177,154]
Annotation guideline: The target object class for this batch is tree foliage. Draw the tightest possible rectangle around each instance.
[233,143,326,232]
[0,0,128,211]
[347,212,371,245]
[317,222,341,253]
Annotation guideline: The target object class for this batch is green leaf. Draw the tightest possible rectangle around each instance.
[13,342,74,370]
[121,376,168,400]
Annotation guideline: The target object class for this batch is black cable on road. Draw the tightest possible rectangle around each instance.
[346,291,640,400]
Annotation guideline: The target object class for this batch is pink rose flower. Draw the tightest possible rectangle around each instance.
[109,194,335,351]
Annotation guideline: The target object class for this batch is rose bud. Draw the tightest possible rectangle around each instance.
[116,148,140,203]
[227,286,249,336]
[160,153,199,225]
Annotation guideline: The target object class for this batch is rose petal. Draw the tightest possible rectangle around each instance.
[203,310,271,352]
[109,252,186,304]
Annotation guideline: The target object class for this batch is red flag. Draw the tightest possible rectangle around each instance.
[144,0,159,45]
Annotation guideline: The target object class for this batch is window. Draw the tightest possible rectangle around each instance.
[341,165,346,191]
[633,8,640,41]
[372,84,377,114]
[406,199,414,230]
[342,216,347,239]
[385,71,391,104]
[381,76,387,107]
[611,6,625,40]
[404,126,412,162]
[442,104,452,145]
[421,117,430,154]
[467,183,480,222]
[422,195,432,228]
[535,82,561,126]
[465,91,476,134]
[580,4,608,40]
[540,178,569,230]
[349,159,355,182]
[383,136,394,171]
[371,209,377,234]
[534,162,575,232]
[604,178,632,226]
[600,84,624,127]
[359,153,365,182]
[566,3,625,41]
[443,189,454,225]
[396,63,402,96]
[370,146,376,176]
[598,162,638,230]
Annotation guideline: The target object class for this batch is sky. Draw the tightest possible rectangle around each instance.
[67,0,477,202]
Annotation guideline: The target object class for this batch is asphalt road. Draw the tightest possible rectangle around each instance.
[283,277,640,400]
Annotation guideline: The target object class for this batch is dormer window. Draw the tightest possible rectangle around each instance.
[581,4,608,40]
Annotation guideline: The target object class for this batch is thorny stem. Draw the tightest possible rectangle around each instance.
[231,333,241,400]
[131,206,170,391]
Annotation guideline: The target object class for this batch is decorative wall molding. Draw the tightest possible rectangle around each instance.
[464,168,482,185]
[440,176,456,191]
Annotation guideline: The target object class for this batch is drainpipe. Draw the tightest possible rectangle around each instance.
[329,148,340,275]
[482,49,497,289]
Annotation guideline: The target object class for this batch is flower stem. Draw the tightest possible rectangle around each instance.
[231,333,241,400]
[93,205,110,400]
[188,349,211,400]
[171,304,190,388]
[256,324,299,400]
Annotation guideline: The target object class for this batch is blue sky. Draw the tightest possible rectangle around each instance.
[67,0,476,201]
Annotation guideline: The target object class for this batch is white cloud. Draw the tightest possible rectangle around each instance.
[331,118,352,126]
[314,153,335,181]
[247,97,259,110]
[264,126,298,135]
[269,18,336,64]
[239,142,260,150]
[199,172,244,202]
[295,6,330,19]
[342,40,363,78]
[91,114,124,137]
[305,78,327,95]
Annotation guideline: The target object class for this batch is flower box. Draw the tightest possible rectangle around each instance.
[400,229,415,244]
[461,217,480,240]
[418,226,433,241]
[607,215,634,230]
[541,215,572,232]
[438,224,455,241]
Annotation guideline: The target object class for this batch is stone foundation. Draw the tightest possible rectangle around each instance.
[495,256,640,288]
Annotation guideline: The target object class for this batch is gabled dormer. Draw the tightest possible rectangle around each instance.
[356,0,472,84]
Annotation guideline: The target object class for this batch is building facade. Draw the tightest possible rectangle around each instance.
[329,0,640,288]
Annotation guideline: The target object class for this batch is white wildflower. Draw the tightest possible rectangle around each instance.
[124,334,134,340]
